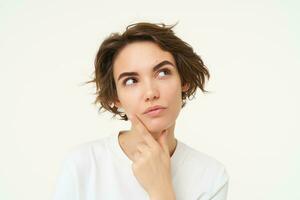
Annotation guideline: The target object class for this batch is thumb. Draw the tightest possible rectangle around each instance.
[158,130,169,154]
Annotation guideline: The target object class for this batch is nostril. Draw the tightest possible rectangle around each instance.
[146,95,159,101]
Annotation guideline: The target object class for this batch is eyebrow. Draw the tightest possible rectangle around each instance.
[117,60,175,82]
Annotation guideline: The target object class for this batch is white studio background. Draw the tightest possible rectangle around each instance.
[0,1,299,200]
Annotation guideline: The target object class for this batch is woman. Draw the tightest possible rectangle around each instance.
[53,22,229,200]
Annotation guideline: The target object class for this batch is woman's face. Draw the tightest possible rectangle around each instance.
[113,41,188,133]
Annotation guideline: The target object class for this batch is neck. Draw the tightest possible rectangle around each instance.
[118,123,177,160]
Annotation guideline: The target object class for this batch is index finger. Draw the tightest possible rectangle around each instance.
[128,113,150,133]
[128,114,158,147]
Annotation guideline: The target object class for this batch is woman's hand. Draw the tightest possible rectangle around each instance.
[128,114,176,199]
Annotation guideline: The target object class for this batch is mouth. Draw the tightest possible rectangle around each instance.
[143,105,167,114]
[144,108,166,117]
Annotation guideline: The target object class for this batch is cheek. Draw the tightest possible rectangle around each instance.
[162,81,182,104]
[167,87,182,122]
[117,88,141,114]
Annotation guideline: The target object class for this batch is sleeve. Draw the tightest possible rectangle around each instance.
[208,166,229,200]
[53,157,79,200]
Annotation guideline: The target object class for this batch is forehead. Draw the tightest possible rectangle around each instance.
[113,41,175,74]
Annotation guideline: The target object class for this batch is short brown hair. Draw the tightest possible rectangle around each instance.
[84,22,210,121]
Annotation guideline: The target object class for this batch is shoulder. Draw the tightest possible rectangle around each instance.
[179,142,230,186]
[61,135,111,171]
[54,136,112,200]
[180,142,225,168]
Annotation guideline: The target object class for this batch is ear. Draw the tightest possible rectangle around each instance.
[113,99,122,108]
[182,83,189,92]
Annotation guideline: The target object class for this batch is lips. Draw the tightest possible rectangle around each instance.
[143,105,166,114]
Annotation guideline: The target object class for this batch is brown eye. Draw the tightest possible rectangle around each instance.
[158,69,171,77]
[123,77,137,86]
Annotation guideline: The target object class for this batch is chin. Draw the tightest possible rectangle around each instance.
[145,118,174,134]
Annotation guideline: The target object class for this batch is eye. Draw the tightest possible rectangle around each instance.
[123,77,137,86]
[158,68,171,77]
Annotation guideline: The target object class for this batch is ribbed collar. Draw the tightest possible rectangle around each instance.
[109,131,187,177]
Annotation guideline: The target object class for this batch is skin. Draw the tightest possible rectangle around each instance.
[112,41,189,199]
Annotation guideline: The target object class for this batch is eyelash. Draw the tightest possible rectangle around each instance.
[122,68,171,86]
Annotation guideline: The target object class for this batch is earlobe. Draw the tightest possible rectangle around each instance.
[114,102,125,113]
[111,97,121,108]
[114,101,122,108]
[182,83,189,92]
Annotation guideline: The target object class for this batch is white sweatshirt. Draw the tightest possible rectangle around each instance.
[53,131,229,200]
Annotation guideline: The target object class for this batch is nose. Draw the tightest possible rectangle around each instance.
[144,81,160,102]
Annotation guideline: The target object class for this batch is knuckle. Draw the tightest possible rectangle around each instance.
[137,143,145,149]
[152,146,160,155]
[145,149,151,157]
[142,133,148,139]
